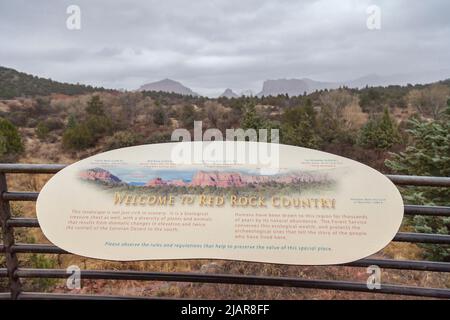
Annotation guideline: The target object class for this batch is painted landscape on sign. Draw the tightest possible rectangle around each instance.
[78,167,337,195]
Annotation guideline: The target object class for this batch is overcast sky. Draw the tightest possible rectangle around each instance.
[1,0,449,96]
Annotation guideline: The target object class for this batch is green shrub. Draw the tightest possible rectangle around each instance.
[386,104,450,261]
[358,108,400,150]
[62,96,113,151]
[281,104,320,148]
[105,131,141,150]
[62,123,96,150]
[36,121,50,140]
[180,105,197,129]
[144,132,172,144]
[36,118,67,141]
[85,115,112,139]
[153,105,167,126]
[85,95,105,116]
[0,117,24,161]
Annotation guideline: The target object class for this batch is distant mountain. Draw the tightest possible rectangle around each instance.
[345,70,450,88]
[257,71,450,97]
[138,79,199,96]
[257,78,338,97]
[219,88,239,98]
[344,74,386,88]
[0,66,107,99]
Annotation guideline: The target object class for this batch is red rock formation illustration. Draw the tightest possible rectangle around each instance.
[79,168,122,184]
[145,171,328,188]
[80,168,329,189]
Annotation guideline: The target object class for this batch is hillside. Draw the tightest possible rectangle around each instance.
[0,66,108,99]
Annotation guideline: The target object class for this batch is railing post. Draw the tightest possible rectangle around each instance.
[0,173,22,299]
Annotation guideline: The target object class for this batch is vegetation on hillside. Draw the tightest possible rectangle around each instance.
[0,66,108,99]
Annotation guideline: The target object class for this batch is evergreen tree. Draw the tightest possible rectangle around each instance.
[180,104,197,129]
[62,96,112,150]
[66,114,77,129]
[357,108,400,150]
[62,124,95,150]
[240,103,276,142]
[240,103,268,131]
[0,117,24,161]
[153,104,167,126]
[385,103,450,261]
[85,95,105,116]
[281,104,320,148]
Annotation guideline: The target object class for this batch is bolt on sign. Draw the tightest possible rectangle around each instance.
[37,141,403,265]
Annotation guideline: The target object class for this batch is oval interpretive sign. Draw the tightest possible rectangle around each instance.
[37,142,403,265]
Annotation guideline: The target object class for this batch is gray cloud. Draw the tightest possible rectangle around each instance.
[0,0,449,96]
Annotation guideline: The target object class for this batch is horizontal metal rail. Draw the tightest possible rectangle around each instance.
[1,163,450,300]
[17,292,180,300]
[2,192,39,201]
[4,207,450,228]
[0,163,448,187]
[2,256,450,274]
[386,175,450,187]
[393,232,450,244]
[2,253,450,276]
[13,268,450,299]
[0,293,11,300]
[6,218,40,228]
[10,244,68,254]
[18,292,156,300]
[404,205,450,216]
[6,256,450,277]
[2,231,448,257]
[0,164,66,174]
[345,258,450,272]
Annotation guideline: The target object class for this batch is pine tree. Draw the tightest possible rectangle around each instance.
[239,103,276,142]
[62,96,112,150]
[385,102,450,261]
[85,95,105,116]
[240,103,268,131]
[281,103,320,148]
[0,117,24,161]
[358,108,400,150]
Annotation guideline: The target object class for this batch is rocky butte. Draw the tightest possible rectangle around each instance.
[78,168,122,184]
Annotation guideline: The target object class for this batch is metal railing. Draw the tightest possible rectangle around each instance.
[0,163,449,300]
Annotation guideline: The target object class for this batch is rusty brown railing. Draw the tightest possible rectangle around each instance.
[1,164,449,299]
